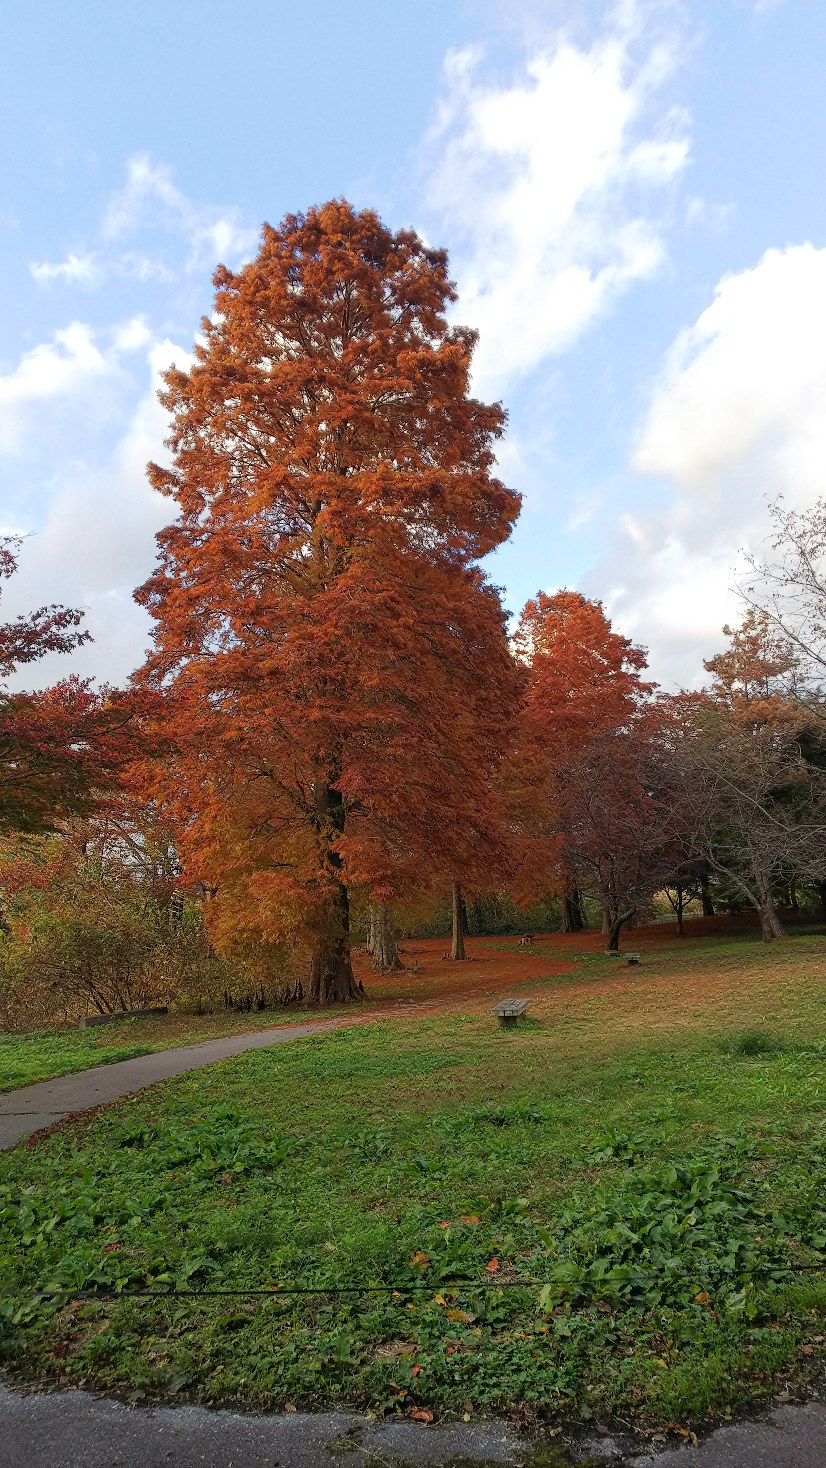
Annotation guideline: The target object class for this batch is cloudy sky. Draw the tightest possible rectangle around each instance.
[2,0,826,689]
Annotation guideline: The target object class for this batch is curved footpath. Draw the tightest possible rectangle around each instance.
[0,1019,343,1150]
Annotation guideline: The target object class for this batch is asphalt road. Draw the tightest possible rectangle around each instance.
[1,1387,825,1466]
[0,1020,341,1150]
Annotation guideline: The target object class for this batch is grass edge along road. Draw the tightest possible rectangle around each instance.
[2,929,826,1435]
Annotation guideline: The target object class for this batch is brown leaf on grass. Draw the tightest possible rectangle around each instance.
[375,1340,416,1359]
[486,1258,499,1273]
[410,1250,430,1268]
[411,1409,433,1423]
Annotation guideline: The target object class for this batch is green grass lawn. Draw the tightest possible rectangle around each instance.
[2,937,826,1435]
[0,1008,354,1091]
[0,1030,159,1090]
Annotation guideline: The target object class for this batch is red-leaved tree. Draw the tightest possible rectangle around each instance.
[511,591,675,948]
[136,201,520,1002]
[0,538,144,834]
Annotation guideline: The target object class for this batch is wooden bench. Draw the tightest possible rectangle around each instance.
[492,998,531,1028]
[517,934,533,946]
[625,953,641,965]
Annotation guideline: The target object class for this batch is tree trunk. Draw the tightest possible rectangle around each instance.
[308,781,362,1003]
[308,942,359,1002]
[606,909,634,953]
[675,884,684,937]
[700,874,715,917]
[371,902,401,971]
[450,880,467,960]
[788,882,799,911]
[366,906,376,955]
[561,890,585,933]
[757,903,785,941]
[279,973,305,1004]
[757,895,786,941]
[601,904,610,936]
[818,881,826,917]
[754,868,785,942]
[308,879,362,1002]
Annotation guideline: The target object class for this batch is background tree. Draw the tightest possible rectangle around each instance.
[136,201,520,1004]
[742,496,826,694]
[667,615,826,940]
[0,537,141,834]
[511,592,669,948]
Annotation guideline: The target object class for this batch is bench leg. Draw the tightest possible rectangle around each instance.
[498,1015,519,1028]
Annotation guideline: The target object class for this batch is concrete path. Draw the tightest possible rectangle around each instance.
[0,1385,825,1466]
[0,1020,341,1150]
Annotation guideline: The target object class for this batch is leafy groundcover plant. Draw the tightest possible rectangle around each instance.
[1,1017,825,1429]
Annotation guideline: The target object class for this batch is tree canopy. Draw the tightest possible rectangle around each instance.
[135,201,520,1001]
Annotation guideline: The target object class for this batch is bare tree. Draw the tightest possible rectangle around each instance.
[740,497,826,701]
[663,619,826,941]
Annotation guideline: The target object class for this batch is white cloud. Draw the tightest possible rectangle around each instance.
[12,153,261,686]
[28,155,258,293]
[424,3,689,393]
[3,337,192,690]
[590,243,826,684]
[102,153,258,273]
[0,323,107,453]
[0,318,153,456]
[30,251,101,286]
[684,195,733,232]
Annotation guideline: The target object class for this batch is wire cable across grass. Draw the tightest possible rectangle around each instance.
[5,1254,826,1305]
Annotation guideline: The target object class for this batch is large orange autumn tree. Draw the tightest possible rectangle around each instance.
[136,202,520,1002]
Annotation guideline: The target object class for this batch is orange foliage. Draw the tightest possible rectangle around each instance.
[510,591,662,941]
[135,202,520,1002]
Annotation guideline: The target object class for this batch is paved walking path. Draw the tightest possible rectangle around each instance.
[0,1385,825,1466]
[0,1019,342,1150]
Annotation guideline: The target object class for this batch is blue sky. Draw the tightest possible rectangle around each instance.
[3,0,826,688]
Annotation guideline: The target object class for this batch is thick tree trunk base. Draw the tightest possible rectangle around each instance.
[370,903,402,971]
[308,948,363,1003]
[309,955,361,1003]
[755,871,785,942]
[372,949,403,971]
[758,905,786,942]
